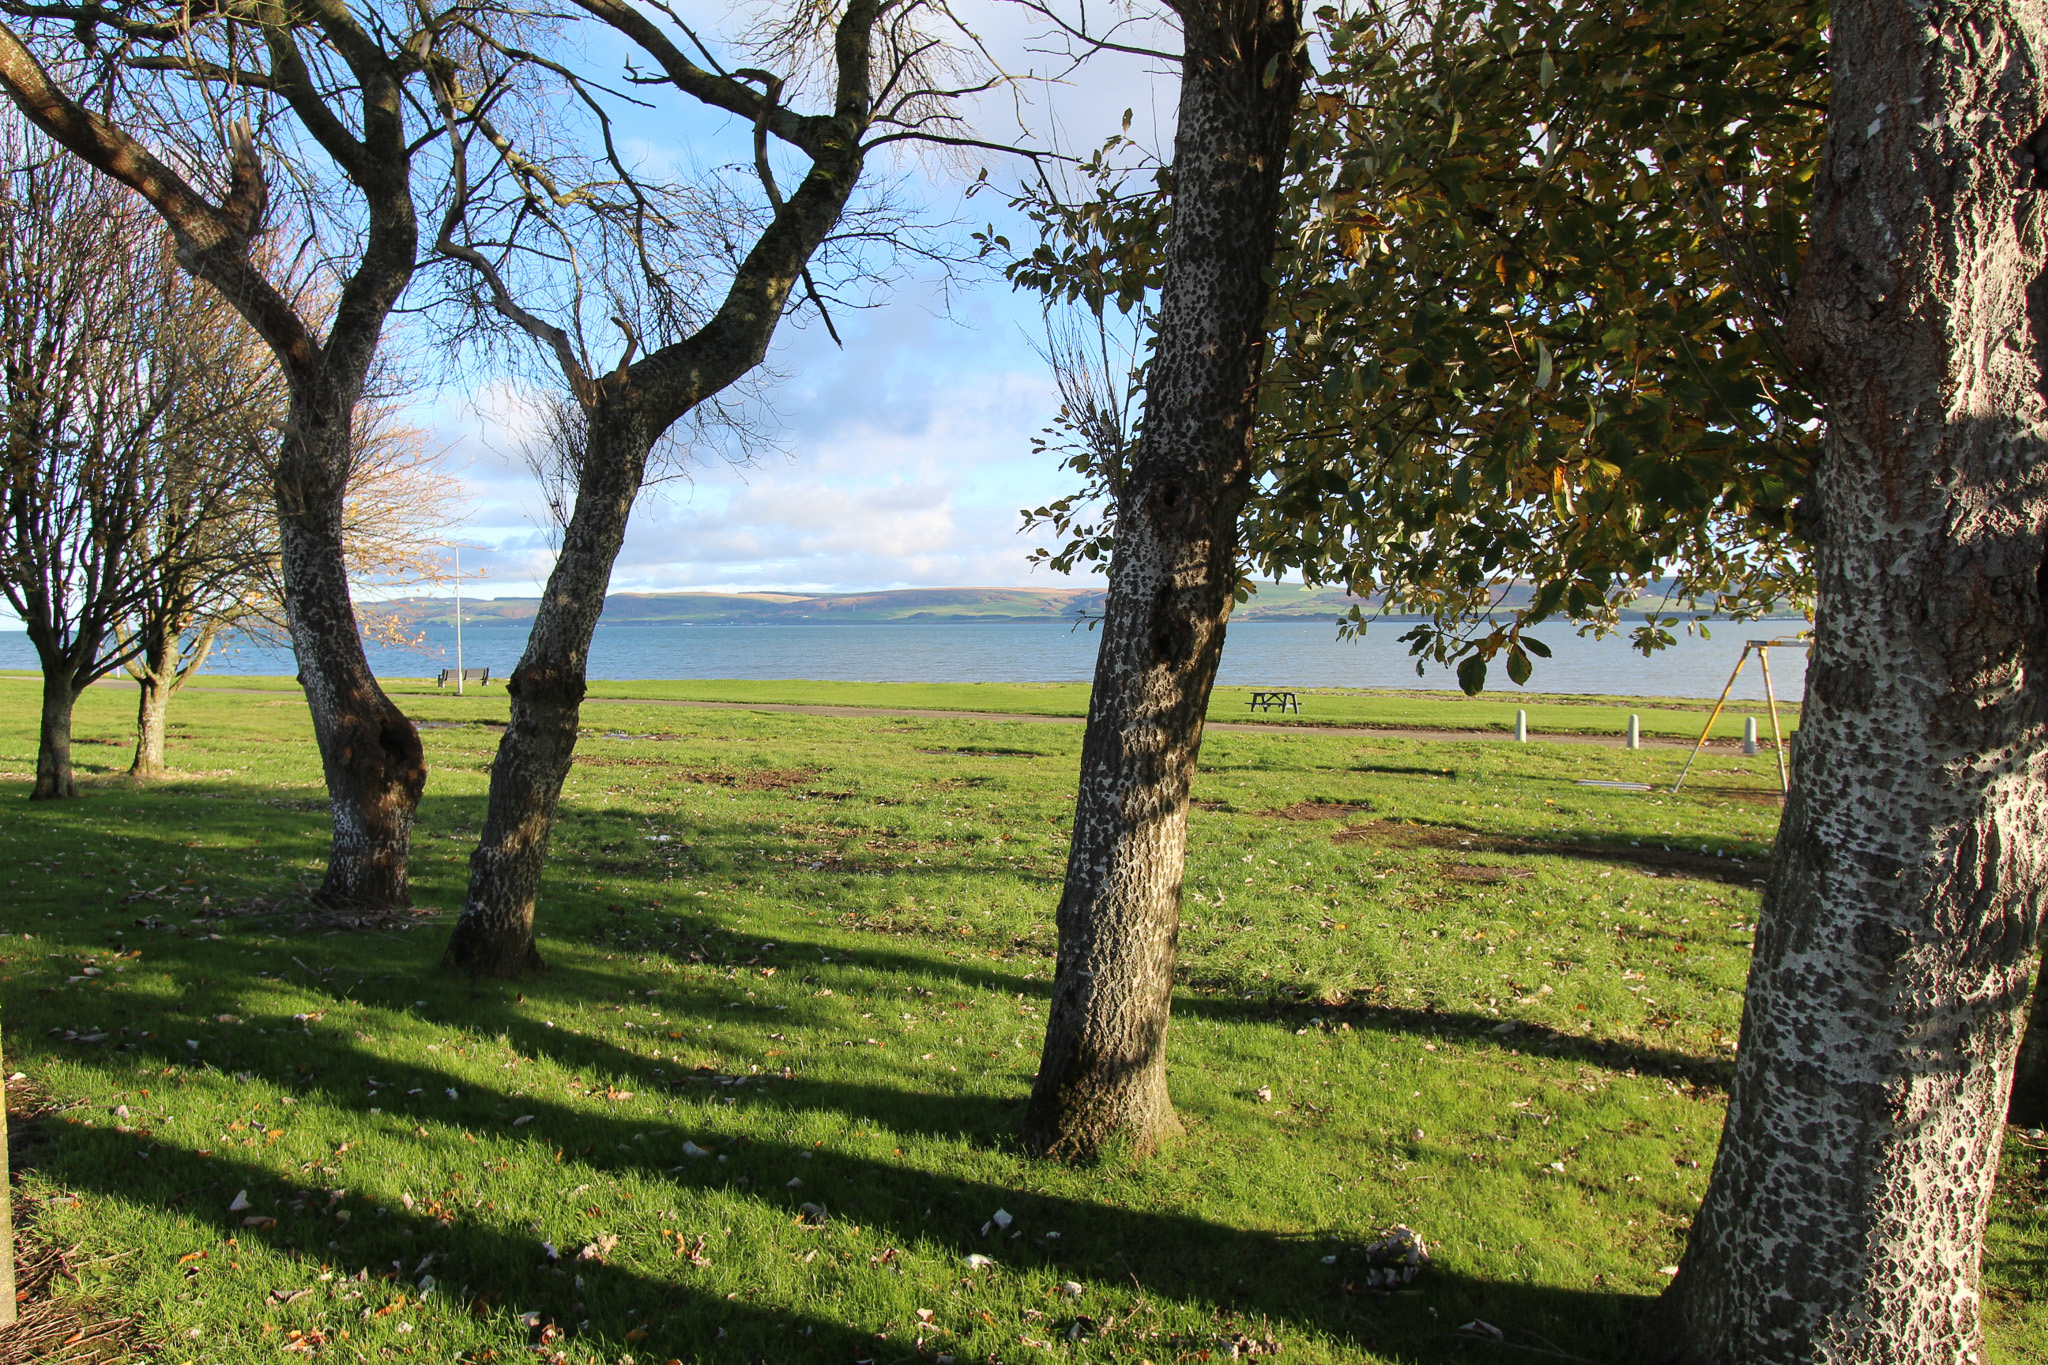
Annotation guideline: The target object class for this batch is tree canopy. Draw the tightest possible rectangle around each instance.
[1009,0,1828,692]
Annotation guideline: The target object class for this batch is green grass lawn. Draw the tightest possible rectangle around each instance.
[0,682,2038,1365]
[0,670,1802,742]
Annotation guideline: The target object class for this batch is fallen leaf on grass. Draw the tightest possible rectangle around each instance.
[228,1190,251,1213]
[963,1254,996,1269]
[512,1115,535,1127]
[242,1216,277,1228]
[576,1234,619,1263]
[176,1251,207,1265]
[270,1288,313,1305]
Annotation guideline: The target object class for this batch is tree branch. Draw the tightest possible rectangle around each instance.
[0,22,317,373]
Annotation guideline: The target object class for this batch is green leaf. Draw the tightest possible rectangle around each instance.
[1505,649,1532,685]
[1457,655,1488,695]
[1534,339,1553,391]
[1521,635,1552,659]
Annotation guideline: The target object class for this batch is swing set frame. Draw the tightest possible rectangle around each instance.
[1671,638,1811,795]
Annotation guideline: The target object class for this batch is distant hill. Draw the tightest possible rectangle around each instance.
[363,582,1803,629]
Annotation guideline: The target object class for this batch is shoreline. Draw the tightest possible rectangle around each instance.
[7,672,1794,748]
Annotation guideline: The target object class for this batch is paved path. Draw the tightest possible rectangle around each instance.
[44,676,1725,750]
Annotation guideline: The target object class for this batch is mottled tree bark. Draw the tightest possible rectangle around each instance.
[280,409,425,908]
[439,0,875,975]
[0,1045,13,1328]
[31,661,79,800]
[1664,5,2048,1361]
[2010,963,2048,1128]
[440,410,653,976]
[1022,0,1305,1163]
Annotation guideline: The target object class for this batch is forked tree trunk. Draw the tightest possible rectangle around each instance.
[131,667,169,779]
[2010,963,2048,1129]
[280,405,426,909]
[1663,5,2048,1360]
[130,640,177,779]
[131,620,217,778]
[1022,0,1304,1163]
[437,0,881,978]
[31,662,80,800]
[440,410,653,976]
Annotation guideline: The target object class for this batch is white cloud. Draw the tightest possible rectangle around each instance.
[400,2,1181,601]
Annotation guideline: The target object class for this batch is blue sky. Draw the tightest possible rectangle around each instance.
[436,2,1183,601]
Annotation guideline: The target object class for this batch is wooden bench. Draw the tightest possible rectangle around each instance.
[1247,689,1299,714]
[437,667,490,688]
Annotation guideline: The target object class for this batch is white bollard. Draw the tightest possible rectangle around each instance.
[1743,716,1759,756]
[1626,714,1641,750]
[1515,709,1528,743]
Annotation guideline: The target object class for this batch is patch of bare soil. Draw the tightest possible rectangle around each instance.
[1266,801,1373,822]
[294,902,445,932]
[3,1089,152,1364]
[1331,818,1765,886]
[567,759,825,791]
[1681,784,1786,807]
[1438,863,1536,883]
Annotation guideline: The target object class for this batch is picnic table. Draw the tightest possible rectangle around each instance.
[438,667,491,688]
[1246,689,1299,714]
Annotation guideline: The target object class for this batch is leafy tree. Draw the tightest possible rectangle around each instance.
[1014,0,1826,690]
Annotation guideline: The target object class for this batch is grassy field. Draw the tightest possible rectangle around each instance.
[0,681,2038,1365]
[1,671,1803,742]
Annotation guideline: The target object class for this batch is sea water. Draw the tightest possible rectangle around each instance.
[2,618,1808,701]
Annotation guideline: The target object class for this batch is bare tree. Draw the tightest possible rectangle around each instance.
[124,379,465,778]
[0,137,271,798]
[0,7,526,901]
[429,0,1010,976]
[1658,2,2048,1359]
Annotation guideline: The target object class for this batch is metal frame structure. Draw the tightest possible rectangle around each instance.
[1672,638,1812,794]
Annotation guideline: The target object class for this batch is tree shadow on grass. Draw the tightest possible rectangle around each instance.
[489,911,1736,1093]
[1324,819,1769,889]
[15,1043,1659,1365]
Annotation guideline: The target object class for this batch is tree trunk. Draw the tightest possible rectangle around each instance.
[2010,962,2048,1129]
[1022,0,1305,1163]
[1664,5,2048,1360]
[441,410,654,977]
[31,664,80,801]
[279,400,426,909]
[0,1045,14,1329]
[130,639,175,780]
[129,621,216,778]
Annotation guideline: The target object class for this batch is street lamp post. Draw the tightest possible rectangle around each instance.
[453,545,464,696]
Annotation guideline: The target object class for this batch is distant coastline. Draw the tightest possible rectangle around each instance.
[362,583,1807,631]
